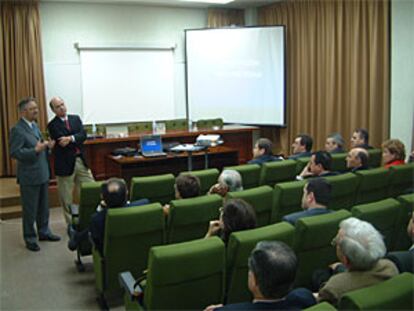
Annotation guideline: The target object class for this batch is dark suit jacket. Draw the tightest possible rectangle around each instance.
[248,154,283,165]
[47,114,88,176]
[215,288,316,310]
[10,119,50,185]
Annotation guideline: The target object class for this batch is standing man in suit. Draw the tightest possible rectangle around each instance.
[47,96,94,223]
[10,97,61,252]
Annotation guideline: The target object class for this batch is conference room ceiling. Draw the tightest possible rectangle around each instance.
[41,0,281,9]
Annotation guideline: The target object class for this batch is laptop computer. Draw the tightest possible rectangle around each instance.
[140,134,167,157]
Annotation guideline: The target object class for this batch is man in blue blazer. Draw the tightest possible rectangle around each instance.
[47,96,94,223]
[10,97,60,251]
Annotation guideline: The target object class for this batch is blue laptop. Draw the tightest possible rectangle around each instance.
[140,135,167,157]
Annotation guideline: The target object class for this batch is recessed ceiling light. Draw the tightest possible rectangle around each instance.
[179,0,235,4]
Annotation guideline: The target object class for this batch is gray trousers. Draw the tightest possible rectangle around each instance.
[20,182,51,244]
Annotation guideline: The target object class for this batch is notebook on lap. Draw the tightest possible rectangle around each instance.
[140,135,167,157]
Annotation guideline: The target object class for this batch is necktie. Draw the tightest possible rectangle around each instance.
[65,118,71,130]
[31,123,41,140]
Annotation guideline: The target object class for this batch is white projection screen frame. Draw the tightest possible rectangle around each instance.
[79,48,175,125]
[186,26,286,126]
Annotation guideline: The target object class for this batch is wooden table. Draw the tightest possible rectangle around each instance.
[106,146,239,184]
[79,125,257,180]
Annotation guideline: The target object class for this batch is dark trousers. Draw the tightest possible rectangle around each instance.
[20,182,51,244]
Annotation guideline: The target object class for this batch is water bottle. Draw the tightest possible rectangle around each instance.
[92,124,96,135]
[152,120,157,134]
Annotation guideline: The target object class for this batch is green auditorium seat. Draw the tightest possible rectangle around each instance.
[351,198,401,251]
[196,118,224,130]
[354,167,390,204]
[293,210,351,287]
[259,159,297,186]
[93,203,165,306]
[71,181,103,271]
[226,222,295,304]
[224,164,261,189]
[395,193,414,251]
[325,173,359,210]
[367,148,382,168]
[167,194,222,243]
[388,163,414,197]
[164,118,188,131]
[338,273,414,310]
[295,157,311,175]
[304,302,337,311]
[330,153,347,173]
[130,173,175,204]
[227,185,274,227]
[182,168,220,195]
[120,237,225,310]
[272,180,307,223]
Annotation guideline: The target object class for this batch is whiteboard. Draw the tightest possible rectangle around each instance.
[80,49,176,124]
[186,26,286,126]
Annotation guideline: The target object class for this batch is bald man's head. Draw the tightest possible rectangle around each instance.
[346,148,369,169]
[49,96,67,118]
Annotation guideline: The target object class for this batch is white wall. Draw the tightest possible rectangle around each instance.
[391,0,414,154]
[40,2,207,122]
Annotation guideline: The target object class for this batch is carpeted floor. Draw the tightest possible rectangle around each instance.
[0,208,123,310]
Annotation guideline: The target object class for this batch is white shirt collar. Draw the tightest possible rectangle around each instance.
[22,117,34,128]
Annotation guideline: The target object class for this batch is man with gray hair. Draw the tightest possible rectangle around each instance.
[208,169,243,197]
[10,97,60,251]
[317,217,398,306]
[325,133,345,154]
[346,147,369,172]
[204,241,315,310]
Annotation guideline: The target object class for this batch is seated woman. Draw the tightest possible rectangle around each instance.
[205,199,257,244]
[208,170,243,198]
[382,139,406,168]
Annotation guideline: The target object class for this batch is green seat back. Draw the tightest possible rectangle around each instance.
[84,124,93,135]
[259,159,297,186]
[196,118,224,130]
[93,203,165,294]
[351,198,401,251]
[388,163,414,197]
[144,237,225,310]
[338,273,414,310]
[395,193,414,251]
[330,153,347,173]
[367,148,382,168]
[227,186,274,227]
[294,210,351,287]
[325,173,359,210]
[182,168,220,195]
[224,164,261,189]
[77,181,103,255]
[167,194,222,243]
[295,157,311,175]
[164,119,188,131]
[272,180,307,222]
[304,302,337,311]
[354,168,390,204]
[130,174,175,204]
[96,124,107,136]
[226,222,295,303]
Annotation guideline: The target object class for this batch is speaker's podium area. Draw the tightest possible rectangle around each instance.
[70,124,257,182]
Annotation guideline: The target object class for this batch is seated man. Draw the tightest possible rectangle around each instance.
[163,174,201,216]
[288,134,313,160]
[248,138,283,165]
[297,151,338,180]
[205,241,316,310]
[68,178,148,252]
[325,133,346,154]
[282,178,333,225]
[209,169,243,197]
[317,217,399,306]
[346,147,369,172]
[350,128,373,149]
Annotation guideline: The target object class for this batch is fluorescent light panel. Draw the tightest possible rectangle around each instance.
[179,0,235,4]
